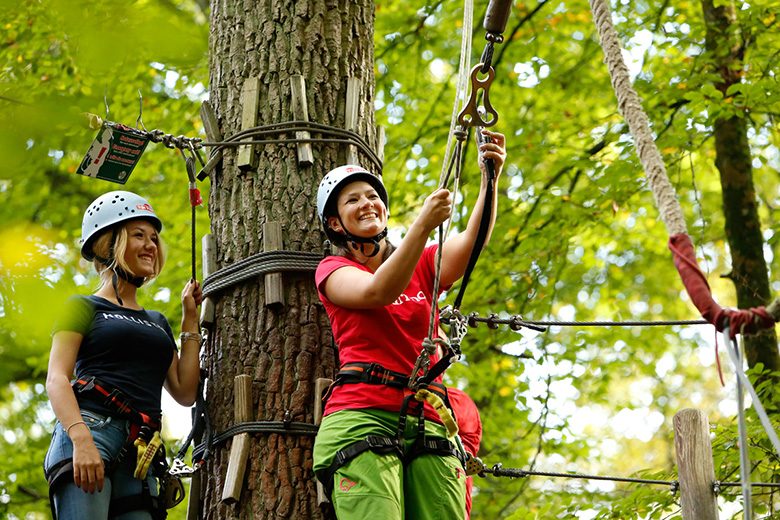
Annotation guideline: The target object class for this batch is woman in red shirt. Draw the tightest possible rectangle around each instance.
[312,130,505,519]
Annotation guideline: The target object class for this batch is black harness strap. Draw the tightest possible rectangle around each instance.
[46,457,169,520]
[410,437,466,465]
[108,479,166,520]
[46,458,74,520]
[329,362,448,395]
[316,434,404,497]
[452,129,496,311]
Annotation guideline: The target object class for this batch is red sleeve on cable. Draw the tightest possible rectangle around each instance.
[668,233,774,336]
[189,188,203,207]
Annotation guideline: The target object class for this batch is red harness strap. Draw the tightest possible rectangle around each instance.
[72,376,161,433]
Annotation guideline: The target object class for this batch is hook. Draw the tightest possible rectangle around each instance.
[136,90,148,131]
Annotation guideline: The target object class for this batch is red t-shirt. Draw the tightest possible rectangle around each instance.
[316,245,445,423]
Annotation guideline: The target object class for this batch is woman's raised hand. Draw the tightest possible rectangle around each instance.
[417,188,453,233]
[181,279,202,318]
[478,129,507,178]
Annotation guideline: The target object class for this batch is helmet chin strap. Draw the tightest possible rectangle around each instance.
[337,216,388,258]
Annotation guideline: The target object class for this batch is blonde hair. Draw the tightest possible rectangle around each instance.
[91,220,166,288]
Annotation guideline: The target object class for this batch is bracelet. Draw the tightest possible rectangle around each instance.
[180,332,202,344]
[66,420,87,437]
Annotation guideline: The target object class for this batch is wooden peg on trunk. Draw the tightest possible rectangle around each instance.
[221,375,253,504]
[290,75,314,166]
[237,77,261,171]
[345,77,361,166]
[199,234,216,326]
[198,100,223,181]
[263,221,284,308]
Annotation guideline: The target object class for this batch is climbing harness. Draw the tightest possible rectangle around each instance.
[314,361,464,496]
[45,376,183,519]
[72,376,161,436]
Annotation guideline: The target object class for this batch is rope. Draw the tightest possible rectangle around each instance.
[484,463,678,488]
[439,0,475,188]
[201,121,382,171]
[192,420,318,462]
[201,250,321,298]
[722,328,780,462]
[408,0,475,388]
[588,0,686,236]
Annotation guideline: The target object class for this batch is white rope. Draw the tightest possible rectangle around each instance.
[440,0,474,188]
[588,0,687,236]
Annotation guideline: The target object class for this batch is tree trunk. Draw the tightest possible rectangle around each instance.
[198,0,377,517]
[700,0,780,379]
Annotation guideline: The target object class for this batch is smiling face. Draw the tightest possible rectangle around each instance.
[327,180,388,239]
[122,220,161,278]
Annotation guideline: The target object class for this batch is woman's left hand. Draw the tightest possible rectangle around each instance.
[478,129,507,178]
[181,279,202,317]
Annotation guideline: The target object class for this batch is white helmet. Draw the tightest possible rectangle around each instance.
[80,191,162,261]
[316,165,388,225]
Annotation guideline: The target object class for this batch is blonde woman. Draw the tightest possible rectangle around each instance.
[44,191,201,519]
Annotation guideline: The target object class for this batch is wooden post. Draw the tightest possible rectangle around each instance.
[200,234,217,326]
[263,221,284,308]
[345,77,361,165]
[237,77,261,171]
[314,377,333,506]
[290,75,314,165]
[674,408,719,520]
[313,377,332,426]
[198,100,223,181]
[185,469,201,520]
[376,125,385,164]
[221,375,253,504]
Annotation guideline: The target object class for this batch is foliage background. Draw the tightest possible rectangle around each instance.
[1,0,778,518]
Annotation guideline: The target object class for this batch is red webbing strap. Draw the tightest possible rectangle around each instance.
[668,233,774,337]
[74,378,160,430]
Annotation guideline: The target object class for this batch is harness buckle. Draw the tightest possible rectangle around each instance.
[76,376,96,393]
[364,435,396,450]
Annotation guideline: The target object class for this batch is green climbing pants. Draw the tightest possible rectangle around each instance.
[313,409,466,520]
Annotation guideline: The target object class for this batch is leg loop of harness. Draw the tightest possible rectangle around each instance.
[108,478,167,520]
[316,435,403,498]
[45,458,75,520]
[45,452,178,519]
[407,437,467,467]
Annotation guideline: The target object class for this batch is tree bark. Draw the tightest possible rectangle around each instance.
[700,0,780,378]
[198,0,377,517]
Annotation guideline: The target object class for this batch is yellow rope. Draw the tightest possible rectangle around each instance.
[414,389,459,439]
